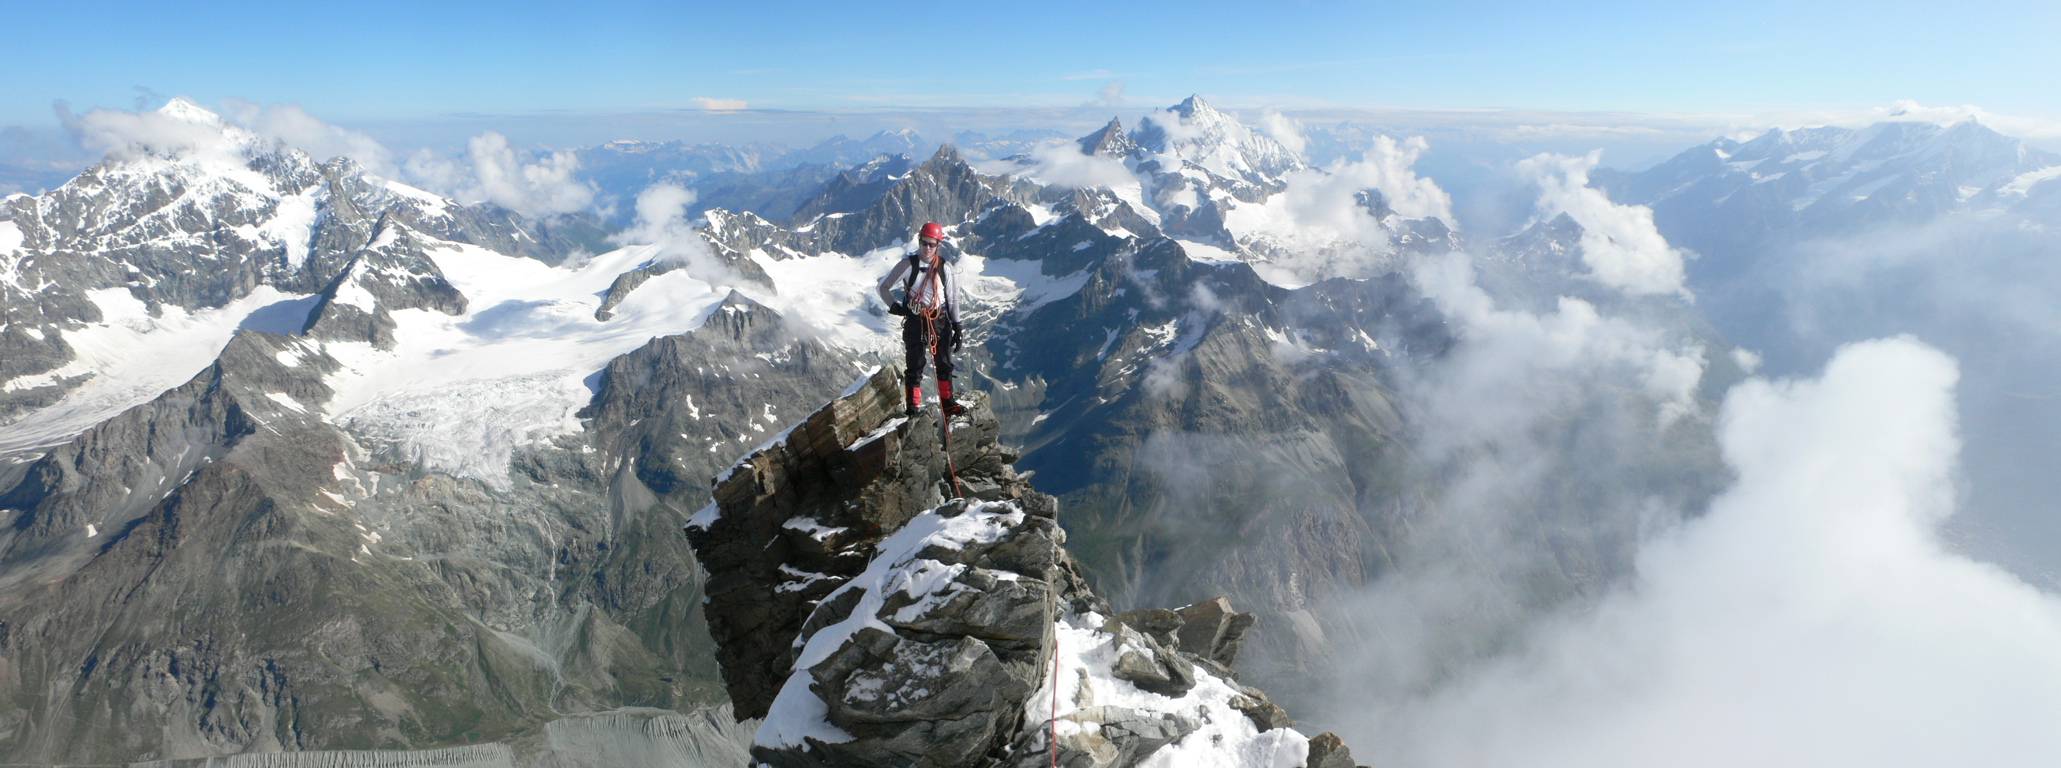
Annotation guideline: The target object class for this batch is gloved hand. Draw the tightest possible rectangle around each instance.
[888,301,910,317]
[950,322,965,352]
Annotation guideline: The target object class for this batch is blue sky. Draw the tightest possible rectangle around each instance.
[6,0,2057,133]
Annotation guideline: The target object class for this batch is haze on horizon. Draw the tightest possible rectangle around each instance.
[7,0,2058,140]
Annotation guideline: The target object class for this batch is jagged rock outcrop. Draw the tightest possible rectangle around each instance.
[686,367,1356,768]
[788,155,919,223]
[300,216,468,348]
[1076,119,1138,159]
[693,146,1021,262]
[683,366,1053,721]
[1301,732,1366,768]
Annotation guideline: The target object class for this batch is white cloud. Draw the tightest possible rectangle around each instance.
[1284,248,1714,729]
[1357,135,1452,222]
[1256,110,1308,157]
[1088,81,1126,109]
[220,99,399,178]
[1518,151,1689,297]
[1346,335,2061,768]
[1870,100,2061,139]
[1408,252,1704,448]
[612,183,736,286]
[1222,134,1456,284]
[1005,139,1138,190]
[403,131,595,218]
[692,97,749,112]
[65,97,250,167]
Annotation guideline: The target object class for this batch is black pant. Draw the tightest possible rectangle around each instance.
[903,317,954,389]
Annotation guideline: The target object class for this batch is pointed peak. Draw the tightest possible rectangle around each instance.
[707,289,780,323]
[923,143,966,167]
[1077,118,1136,157]
[156,97,226,126]
[1173,94,1219,118]
[718,288,763,309]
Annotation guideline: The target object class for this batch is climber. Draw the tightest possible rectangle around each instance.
[877,221,965,417]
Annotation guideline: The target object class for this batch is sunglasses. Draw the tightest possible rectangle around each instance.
[920,238,941,247]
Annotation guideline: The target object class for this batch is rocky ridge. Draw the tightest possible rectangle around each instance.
[0,285,876,763]
[687,367,1367,767]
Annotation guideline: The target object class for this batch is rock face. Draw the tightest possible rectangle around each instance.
[686,367,1349,768]
[0,284,870,763]
[1302,731,1365,768]
[684,366,1055,721]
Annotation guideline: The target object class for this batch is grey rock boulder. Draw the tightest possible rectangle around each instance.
[1174,597,1259,667]
[1303,731,1366,768]
[999,705,1201,768]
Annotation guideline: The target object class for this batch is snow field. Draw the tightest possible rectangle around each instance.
[757,501,1031,750]
[321,241,730,485]
[0,285,308,452]
[1030,611,1310,768]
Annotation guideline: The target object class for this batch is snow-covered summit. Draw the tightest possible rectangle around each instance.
[1133,95,1306,186]
[156,96,230,126]
[1605,119,2059,217]
[1595,118,2061,265]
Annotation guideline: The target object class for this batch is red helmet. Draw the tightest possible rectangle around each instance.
[919,221,944,243]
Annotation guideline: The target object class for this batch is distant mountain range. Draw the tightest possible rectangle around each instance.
[1594,120,2061,282]
[21,95,2051,765]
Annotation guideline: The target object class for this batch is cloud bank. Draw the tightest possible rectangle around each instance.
[1519,151,1689,297]
[1003,139,1138,190]
[221,99,399,178]
[61,98,251,168]
[693,97,749,112]
[1223,134,1456,284]
[612,182,735,286]
[1342,336,2061,767]
[403,131,595,218]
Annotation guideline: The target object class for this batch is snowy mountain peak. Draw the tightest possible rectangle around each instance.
[601,139,664,153]
[1132,95,1305,185]
[1597,117,2061,263]
[155,97,229,126]
[1076,118,1136,157]
[1170,94,1223,122]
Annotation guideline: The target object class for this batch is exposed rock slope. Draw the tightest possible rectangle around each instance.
[0,288,870,764]
[687,368,1365,768]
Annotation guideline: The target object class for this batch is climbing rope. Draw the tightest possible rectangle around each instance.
[1047,543,1062,768]
[914,249,963,500]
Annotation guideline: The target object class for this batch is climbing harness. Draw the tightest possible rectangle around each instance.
[912,247,965,500]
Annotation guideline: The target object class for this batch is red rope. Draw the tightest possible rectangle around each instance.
[1049,622,1061,767]
[914,250,963,499]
